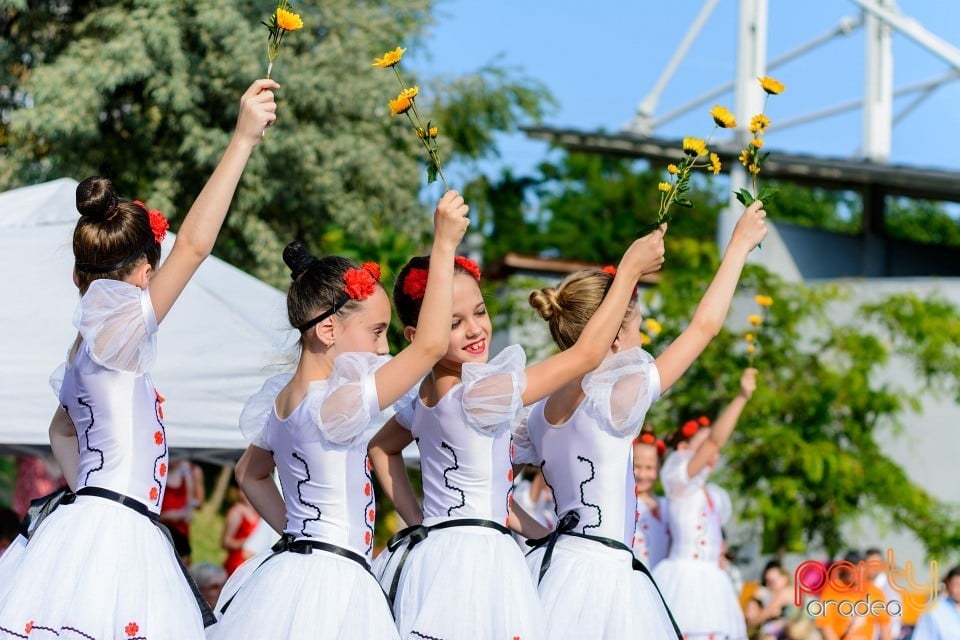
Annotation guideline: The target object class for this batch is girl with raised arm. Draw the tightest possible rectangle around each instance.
[209,191,469,640]
[368,226,667,640]
[0,79,278,638]
[512,201,766,639]
[654,367,758,640]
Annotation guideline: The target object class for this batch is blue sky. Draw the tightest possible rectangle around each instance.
[413,1,960,183]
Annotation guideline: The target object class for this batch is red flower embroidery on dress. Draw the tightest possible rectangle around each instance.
[454,256,481,281]
[364,531,372,545]
[154,430,164,445]
[365,456,372,473]
[367,508,376,522]
[506,468,514,482]
[125,622,139,637]
[402,268,429,300]
[342,267,378,301]
[363,482,371,497]
[25,621,34,634]
[159,462,167,477]
[155,388,165,419]
[149,487,159,502]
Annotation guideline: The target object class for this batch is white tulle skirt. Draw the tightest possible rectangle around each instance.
[653,557,748,640]
[210,544,399,640]
[374,524,545,640]
[0,495,205,638]
[525,536,680,640]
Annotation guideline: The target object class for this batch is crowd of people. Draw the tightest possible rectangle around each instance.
[0,76,955,640]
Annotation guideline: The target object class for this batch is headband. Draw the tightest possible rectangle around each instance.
[296,262,382,333]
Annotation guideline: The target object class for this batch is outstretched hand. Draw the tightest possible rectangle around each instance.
[236,79,280,148]
[731,200,767,252]
[623,223,667,277]
[433,189,470,251]
[739,367,758,400]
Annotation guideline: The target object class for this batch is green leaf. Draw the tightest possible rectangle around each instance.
[757,186,780,202]
[426,162,438,184]
[675,198,693,208]
[735,189,756,206]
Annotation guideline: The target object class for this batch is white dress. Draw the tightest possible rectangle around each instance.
[210,353,399,640]
[911,597,960,640]
[653,450,747,640]
[633,494,671,570]
[514,347,681,640]
[0,279,207,639]
[373,345,545,640]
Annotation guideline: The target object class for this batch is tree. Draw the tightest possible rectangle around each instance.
[0,0,553,285]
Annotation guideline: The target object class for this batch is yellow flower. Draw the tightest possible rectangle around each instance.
[640,332,652,346]
[428,126,438,138]
[709,152,721,175]
[759,76,785,95]
[746,333,754,342]
[373,47,406,68]
[755,294,774,307]
[748,314,763,326]
[667,164,679,175]
[276,8,304,31]
[751,138,764,149]
[747,343,756,353]
[750,114,770,134]
[644,318,663,336]
[748,163,761,176]
[739,149,751,167]
[682,137,707,157]
[400,86,419,100]
[658,182,671,193]
[388,95,412,115]
[710,105,737,129]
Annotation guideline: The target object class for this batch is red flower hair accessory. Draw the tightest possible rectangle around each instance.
[134,199,168,243]
[681,420,700,438]
[601,265,617,276]
[698,415,711,427]
[362,261,382,281]
[402,267,429,300]
[343,266,379,300]
[454,256,481,281]
[655,439,666,456]
[638,432,656,445]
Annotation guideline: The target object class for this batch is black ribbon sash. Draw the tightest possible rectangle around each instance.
[525,511,684,640]
[382,518,511,604]
[17,486,216,628]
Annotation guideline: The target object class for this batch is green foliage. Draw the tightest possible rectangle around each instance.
[885,196,960,247]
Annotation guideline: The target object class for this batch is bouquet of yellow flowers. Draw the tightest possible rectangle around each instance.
[373,47,447,190]
[262,0,303,78]
[734,76,785,206]
[653,104,735,228]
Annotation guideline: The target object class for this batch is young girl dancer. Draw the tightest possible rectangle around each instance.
[653,367,757,640]
[513,201,766,639]
[368,226,667,639]
[210,191,469,640]
[632,424,670,569]
[0,79,278,638]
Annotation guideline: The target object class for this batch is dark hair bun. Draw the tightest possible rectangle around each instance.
[76,176,118,222]
[283,241,317,280]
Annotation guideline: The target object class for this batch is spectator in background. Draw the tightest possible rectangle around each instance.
[160,458,204,540]
[911,566,960,640]
[814,551,892,640]
[12,456,64,518]
[864,548,902,640]
[221,484,260,576]
[0,506,18,558]
[746,560,797,640]
[190,562,227,609]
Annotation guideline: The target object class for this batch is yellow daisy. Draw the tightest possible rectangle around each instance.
[750,114,770,134]
[755,294,774,307]
[682,137,707,157]
[748,314,763,326]
[759,76,785,95]
[372,47,406,68]
[751,138,764,149]
[400,86,419,100]
[667,164,679,175]
[710,105,737,129]
[644,318,663,336]
[658,182,671,193]
[388,95,412,115]
[709,152,722,175]
[739,149,752,167]
[640,332,652,346]
[276,8,304,32]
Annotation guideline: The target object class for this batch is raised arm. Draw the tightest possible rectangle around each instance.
[687,368,756,478]
[149,79,279,323]
[373,190,469,409]
[48,406,78,492]
[521,226,666,405]
[368,417,423,526]
[654,200,767,393]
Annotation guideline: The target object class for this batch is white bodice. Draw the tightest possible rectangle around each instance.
[632,494,670,568]
[661,450,731,563]
[241,352,390,560]
[52,280,167,513]
[395,345,526,525]
[513,348,661,545]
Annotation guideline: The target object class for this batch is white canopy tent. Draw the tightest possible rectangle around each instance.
[0,178,297,464]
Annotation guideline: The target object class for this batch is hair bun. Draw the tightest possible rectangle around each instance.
[529,287,562,321]
[283,241,317,280]
[76,176,119,222]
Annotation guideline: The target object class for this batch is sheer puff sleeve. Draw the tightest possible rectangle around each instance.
[303,352,391,446]
[239,373,293,449]
[660,450,709,499]
[510,406,539,465]
[74,279,158,374]
[460,344,527,434]
[582,347,660,437]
